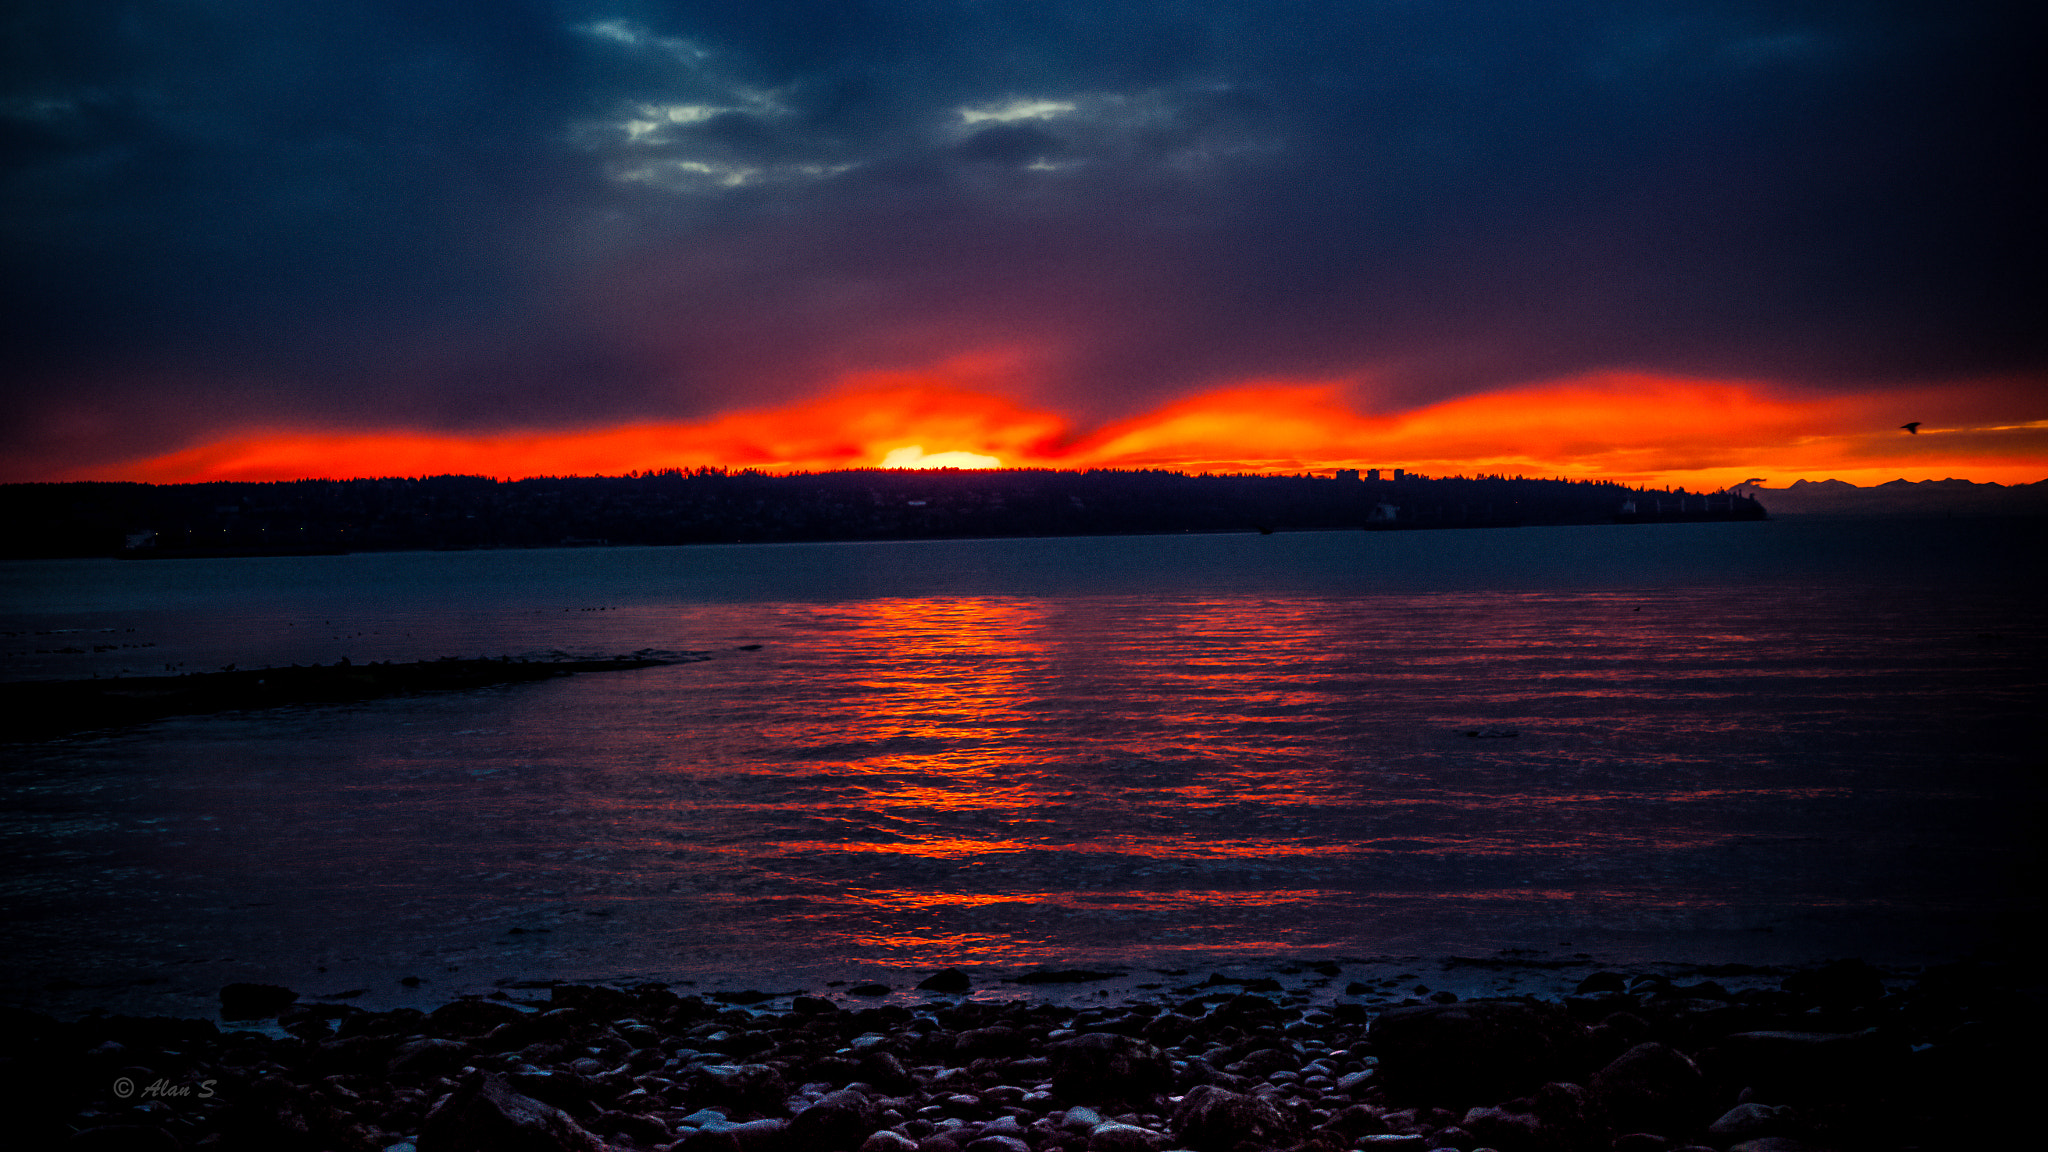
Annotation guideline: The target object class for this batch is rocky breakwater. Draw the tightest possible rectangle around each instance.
[6,957,2035,1151]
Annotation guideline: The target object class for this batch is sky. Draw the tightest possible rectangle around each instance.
[3,1,2043,488]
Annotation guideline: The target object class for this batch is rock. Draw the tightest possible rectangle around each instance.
[1586,1012,1653,1065]
[1321,1103,1389,1138]
[1708,1102,1792,1140]
[954,1026,1030,1060]
[429,998,526,1035]
[1013,969,1121,984]
[388,1037,475,1079]
[976,1114,1030,1138]
[1528,1080,1591,1128]
[210,1072,363,1150]
[1087,1121,1171,1150]
[1702,1030,1906,1104]
[794,995,839,1015]
[593,1108,673,1144]
[729,1118,790,1149]
[1205,993,1282,1029]
[692,1063,791,1112]
[1589,1043,1706,1135]
[1575,972,1629,995]
[505,1069,599,1118]
[1727,1139,1815,1152]
[418,1071,607,1152]
[63,1125,182,1151]
[1460,1104,1544,1150]
[919,968,973,993]
[1369,1000,1589,1108]
[850,983,891,996]
[1781,960,1885,1009]
[1060,1105,1106,1132]
[859,1049,917,1092]
[859,1133,921,1152]
[1335,1068,1377,1094]
[219,982,298,1020]
[787,1089,878,1150]
[1225,1047,1299,1078]
[962,1137,1032,1152]
[1330,996,1372,1022]
[1169,1084,1295,1152]
[305,1034,395,1079]
[1049,1033,1173,1105]
[673,1128,745,1152]
[549,984,635,1017]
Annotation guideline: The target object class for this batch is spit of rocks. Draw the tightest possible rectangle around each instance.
[8,956,2034,1150]
[3,654,694,741]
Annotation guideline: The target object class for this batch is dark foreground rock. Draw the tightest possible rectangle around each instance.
[1368,999,1589,1108]
[421,1071,609,1152]
[219,982,299,1020]
[6,956,2036,1150]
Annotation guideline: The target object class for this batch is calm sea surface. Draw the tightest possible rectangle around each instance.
[2,519,2042,1014]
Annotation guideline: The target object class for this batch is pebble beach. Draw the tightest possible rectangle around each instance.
[11,948,2036,1151]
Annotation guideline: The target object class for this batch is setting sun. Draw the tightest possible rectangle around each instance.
[880,446,1004,470]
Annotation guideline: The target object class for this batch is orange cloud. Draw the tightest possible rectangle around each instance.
[56,369,2048,488]
[97,379,1065,484]
[1058,373,2048,488]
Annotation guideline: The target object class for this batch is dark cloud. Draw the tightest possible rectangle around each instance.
[3,1,2041,472]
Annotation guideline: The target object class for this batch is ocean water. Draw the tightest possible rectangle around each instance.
[2,519,2042,1015]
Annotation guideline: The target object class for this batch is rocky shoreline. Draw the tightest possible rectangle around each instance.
[8,952,2034,1151]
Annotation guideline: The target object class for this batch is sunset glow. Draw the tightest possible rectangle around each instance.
[880,446,1004,470]
[50,372,2046,490]
[6,6,2039,495]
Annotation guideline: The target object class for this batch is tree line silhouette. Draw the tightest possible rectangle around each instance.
[0,469,1764,559]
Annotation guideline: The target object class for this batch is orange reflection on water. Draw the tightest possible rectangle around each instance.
[843,892,1030,911]
[763,597,1073,861]
[806,836,1039,859]
[1048,837,1357,860]
[814,596,1049,751]
[845,888,1347,913]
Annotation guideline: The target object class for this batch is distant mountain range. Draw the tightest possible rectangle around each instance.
[1735,478,2048,518]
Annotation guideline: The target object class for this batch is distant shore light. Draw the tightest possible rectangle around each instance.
[880,446,1002,470]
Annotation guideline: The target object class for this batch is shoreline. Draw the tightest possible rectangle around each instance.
[7,925,2003,1027]
[11,948,2032,1150]
[7,952,1883,1028]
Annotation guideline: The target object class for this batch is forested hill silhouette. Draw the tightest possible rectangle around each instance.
[1,469,1763,559]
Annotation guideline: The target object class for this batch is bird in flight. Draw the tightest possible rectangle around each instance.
[1900,422,1921,434]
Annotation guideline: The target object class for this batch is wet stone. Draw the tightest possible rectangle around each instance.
[417,1071,607,1152]
[219,982,298,1020]
[1170,1084,1296,1152]
[1708,1101,1793,1140]
[1087,1120,1172,1150]
[919,968,973,993]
